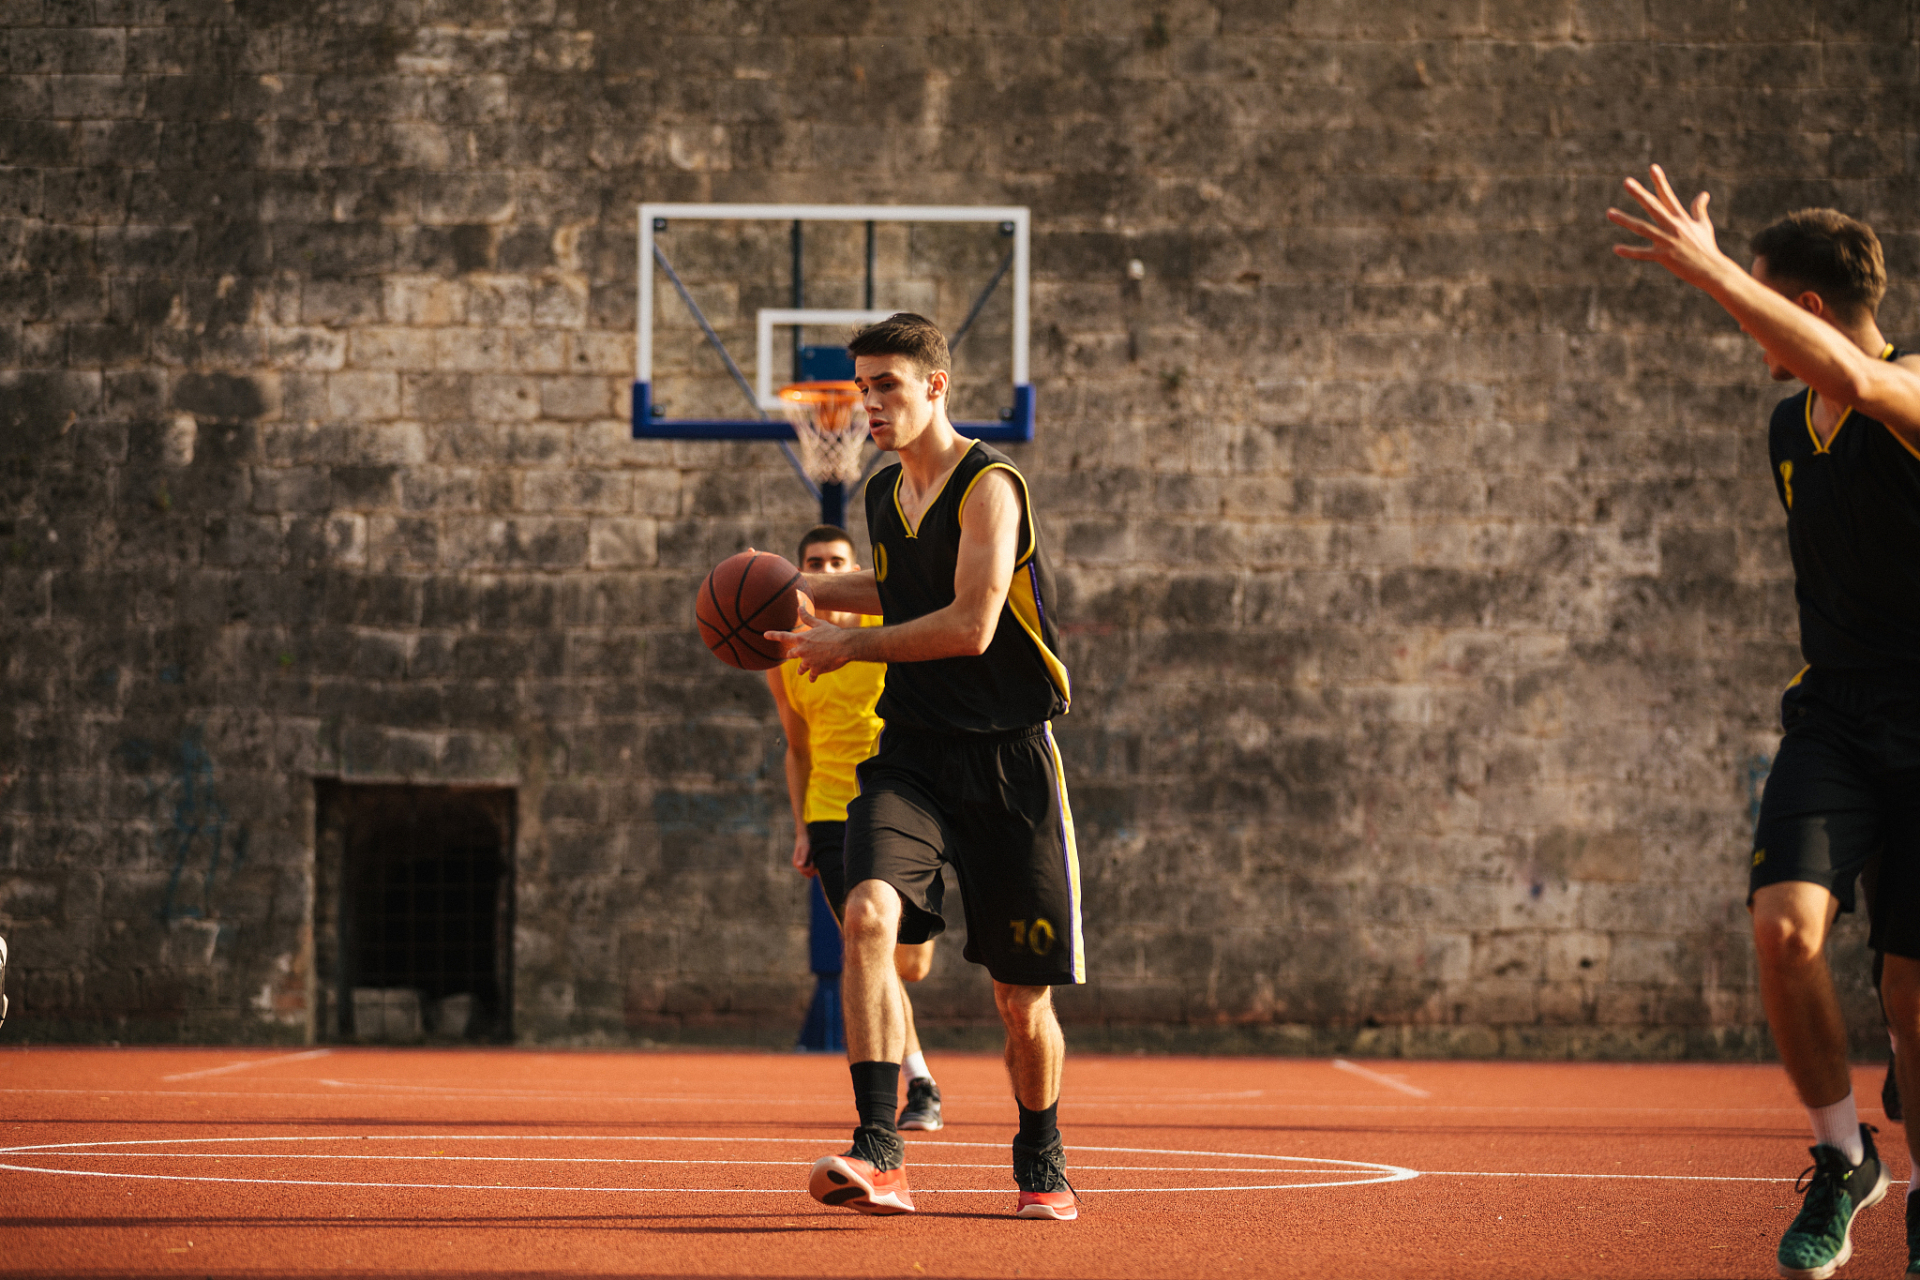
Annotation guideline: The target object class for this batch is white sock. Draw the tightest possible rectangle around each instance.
[902,1051,931,1083]
[1909,1168,1917,1202]
[1808,1093,1864,1163]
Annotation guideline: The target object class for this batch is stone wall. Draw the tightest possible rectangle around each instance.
[2,0,1910,1053]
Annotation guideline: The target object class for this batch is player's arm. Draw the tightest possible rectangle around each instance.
[765,668,816,877]
[803,569,882,615]
[1609,163,1920,450]
[773,469,1021,678]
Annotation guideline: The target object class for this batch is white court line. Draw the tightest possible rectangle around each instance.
[161,1050,331,1082]
[1332,1058,1433,1098]
[0,1086,1816,1116]
[0,1134,1415,1195]
[0,1134,1809,1193]
[0,1164,1404,1194]
[9,1154,1325,1173]
[1425,1170,1795,1183]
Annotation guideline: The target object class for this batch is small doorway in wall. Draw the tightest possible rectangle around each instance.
[314,783,515,1044]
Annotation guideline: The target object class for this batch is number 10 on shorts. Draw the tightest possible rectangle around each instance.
[1010,918,1056,956]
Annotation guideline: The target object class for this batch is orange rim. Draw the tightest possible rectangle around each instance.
[778,380,861,406]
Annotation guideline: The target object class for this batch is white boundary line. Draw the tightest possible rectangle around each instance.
[0,1134,1805,1192]
[0,1134,1415,1195]
[160,1049,331,1082]
[0,1085,1822,1116]
[1331,1058,1433,1098]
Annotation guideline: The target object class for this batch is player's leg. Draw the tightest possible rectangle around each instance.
[842,878,908,1063]
[995,980,1062,1114]
[807,771,949,1216]
[1751,882,1851,1109]
[1752,682,1888,1279]
[895,940,944,1131]
[1880,955,1920,1275]
[1868,762,1920,1276]
[949,726,1083,1219]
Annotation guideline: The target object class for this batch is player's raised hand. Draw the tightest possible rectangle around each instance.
[1608,164,1733,289]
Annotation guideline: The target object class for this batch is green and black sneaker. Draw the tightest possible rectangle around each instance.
[1776,1124,1889,1280]
[1906,1190,1919,1276]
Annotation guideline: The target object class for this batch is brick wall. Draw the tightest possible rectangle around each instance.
[1,0,1908,1052]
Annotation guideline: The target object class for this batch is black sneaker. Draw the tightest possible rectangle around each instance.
[1885,1053,1903,1123]
[1013,1139,1078,1221]
[847,1124,903,1172]
[898,1077,943,1131]
[1777,1124,1889,1279]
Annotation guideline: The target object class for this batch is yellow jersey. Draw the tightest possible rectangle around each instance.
[779,618,885,823]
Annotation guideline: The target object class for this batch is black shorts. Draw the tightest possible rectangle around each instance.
[844,723,1085,986]
[1750,668,1920,959]
[808,820,850,920]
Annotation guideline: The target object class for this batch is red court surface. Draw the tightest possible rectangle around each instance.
[0,1046,1908,1278]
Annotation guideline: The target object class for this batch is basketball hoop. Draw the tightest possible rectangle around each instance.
[778,381,869,488]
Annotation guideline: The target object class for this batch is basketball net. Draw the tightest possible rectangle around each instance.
[778,381,869,487]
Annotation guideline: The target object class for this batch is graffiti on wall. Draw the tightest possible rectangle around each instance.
[120,727,249,922]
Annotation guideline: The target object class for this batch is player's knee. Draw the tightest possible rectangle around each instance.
[1750,889,1831,968]
[842,883,901,947]
[993,982,1051,1030]
[894,942,933,983]
[1752,913,1825,969]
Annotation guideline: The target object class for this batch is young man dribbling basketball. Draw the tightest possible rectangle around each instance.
[1612,166,1920,1279]
[766,523,945,1131]
[769,313,1083,1220]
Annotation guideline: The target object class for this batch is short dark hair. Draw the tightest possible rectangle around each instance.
[796,524,854,562]
[846,312,950,380]
[1750,208,1887,319]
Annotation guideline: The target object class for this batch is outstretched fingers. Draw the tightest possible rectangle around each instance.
[1608,164,1730,285]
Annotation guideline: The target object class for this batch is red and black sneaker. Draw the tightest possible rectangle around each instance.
[1013,1139,1078,1221]
[809,1129,914,1215]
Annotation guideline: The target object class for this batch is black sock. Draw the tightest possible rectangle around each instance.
[850,1061,901,1133]
[1016,1099,1059,1152]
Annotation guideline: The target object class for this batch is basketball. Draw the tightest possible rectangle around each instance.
[696,550,803,671]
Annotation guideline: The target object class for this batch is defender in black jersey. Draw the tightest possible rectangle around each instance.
[1614,168,1918,1278]
[770,314,1082,1222]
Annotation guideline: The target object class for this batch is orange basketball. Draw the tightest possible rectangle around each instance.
[696,550,803,671]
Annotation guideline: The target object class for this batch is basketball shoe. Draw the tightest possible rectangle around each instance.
[898,1077,943,1131]
[1776,1124,1888,1280]
[808,1127,914,1215]
[1013,1138,1077,1221]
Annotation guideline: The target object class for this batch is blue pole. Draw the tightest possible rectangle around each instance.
[796,876,844,1052]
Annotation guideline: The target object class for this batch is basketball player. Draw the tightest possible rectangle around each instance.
[1612,165,1920,1279]
[768,313,1082,1221]
[767,523,943,1131]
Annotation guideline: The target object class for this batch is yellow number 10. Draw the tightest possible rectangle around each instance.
[1009,918,1056,956]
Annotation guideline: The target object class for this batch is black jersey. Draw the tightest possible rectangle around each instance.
[864,441,1070,734]
[1767,345,1920,675]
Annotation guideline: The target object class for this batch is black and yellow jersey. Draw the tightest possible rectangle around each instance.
[864,441,1070,734]
[1767,345,1920,674]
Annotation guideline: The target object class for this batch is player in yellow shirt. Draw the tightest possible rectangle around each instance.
[767,525,943,1131]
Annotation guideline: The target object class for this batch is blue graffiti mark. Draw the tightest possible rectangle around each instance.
[1746,754,1773,836]
[145,727,248,923]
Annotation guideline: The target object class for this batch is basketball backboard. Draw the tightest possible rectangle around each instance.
[633,204,1032,444]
